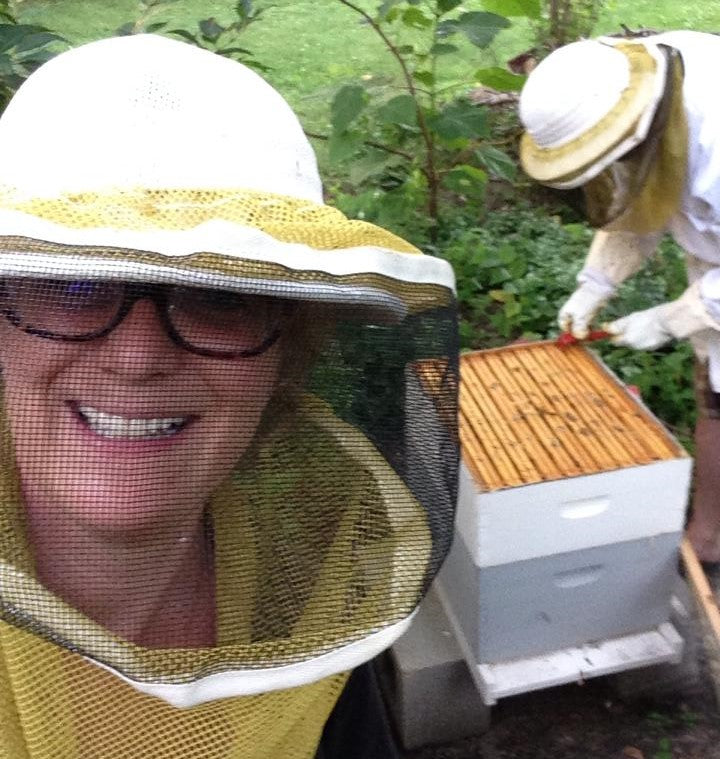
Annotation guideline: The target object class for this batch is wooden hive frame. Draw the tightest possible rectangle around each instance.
[457,341,686,492]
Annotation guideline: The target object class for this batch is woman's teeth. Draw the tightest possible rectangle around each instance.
[77,406,188,439]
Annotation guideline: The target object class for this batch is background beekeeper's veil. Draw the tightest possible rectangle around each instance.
[0,30,458,717]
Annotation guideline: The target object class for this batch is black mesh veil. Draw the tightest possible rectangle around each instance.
[0,272,458,684]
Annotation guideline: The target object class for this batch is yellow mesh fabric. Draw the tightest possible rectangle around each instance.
[0,394,431,678]
[0,188,420,254]
[0,621,348,759]
[601,52,687,234]
[0,393,431,755]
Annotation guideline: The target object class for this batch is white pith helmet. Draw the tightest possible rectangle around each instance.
[0,34,455,320]
[519,37,668,188]
[0,33,323,201]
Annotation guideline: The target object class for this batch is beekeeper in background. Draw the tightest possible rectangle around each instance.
[518,30,720,564]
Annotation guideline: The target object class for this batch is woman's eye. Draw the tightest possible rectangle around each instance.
[208,293,250,312]
[40,280,115,310]
[63,281,99,296]
[180,289,251,313]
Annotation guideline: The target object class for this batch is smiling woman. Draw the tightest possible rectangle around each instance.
[0,33,458,759]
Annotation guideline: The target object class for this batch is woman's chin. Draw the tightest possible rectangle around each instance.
[33,482,203,537]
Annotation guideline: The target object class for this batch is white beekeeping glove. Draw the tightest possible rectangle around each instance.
[605,280,720,349]
[558,272,615,339]
[558,230,661,339]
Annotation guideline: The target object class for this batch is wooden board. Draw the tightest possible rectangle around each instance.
[680,538,720,707]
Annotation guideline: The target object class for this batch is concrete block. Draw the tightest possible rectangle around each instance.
[379,585,490,750]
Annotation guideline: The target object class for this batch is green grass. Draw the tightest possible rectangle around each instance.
[594,0,720,35]
[14,1,529,128]
[14,0,720,156]
[15,0,720,129]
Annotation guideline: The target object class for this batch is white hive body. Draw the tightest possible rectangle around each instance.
[0,34,323,201]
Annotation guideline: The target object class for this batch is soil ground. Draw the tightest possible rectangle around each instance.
[407,670,720,759]
[403,580,720,759]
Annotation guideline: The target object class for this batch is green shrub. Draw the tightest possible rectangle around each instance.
[437,206,695,444]
[0,1,65,111]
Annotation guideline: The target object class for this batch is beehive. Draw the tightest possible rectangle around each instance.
[435,341,691,671]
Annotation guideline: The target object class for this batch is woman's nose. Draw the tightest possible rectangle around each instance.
[97,298,182,380]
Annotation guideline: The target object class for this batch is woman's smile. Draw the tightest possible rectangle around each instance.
[71,401,192,440]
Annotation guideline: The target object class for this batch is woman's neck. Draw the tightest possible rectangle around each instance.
[25,507,216,648]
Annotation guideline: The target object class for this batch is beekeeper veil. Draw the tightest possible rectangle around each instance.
[0,34,458,757]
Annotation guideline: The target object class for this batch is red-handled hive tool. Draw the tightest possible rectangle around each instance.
[556,329,611,347]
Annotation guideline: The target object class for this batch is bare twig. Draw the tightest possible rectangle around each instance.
[305,130,414,161]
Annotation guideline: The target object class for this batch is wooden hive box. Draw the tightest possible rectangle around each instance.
[432,341,691,679]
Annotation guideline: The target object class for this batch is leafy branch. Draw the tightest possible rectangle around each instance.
[337,0,439,221]
[325,0,537,241]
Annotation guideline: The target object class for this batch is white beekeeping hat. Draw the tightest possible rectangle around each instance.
[519,37,668,188]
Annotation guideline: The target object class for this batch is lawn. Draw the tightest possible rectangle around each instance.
[16,0,522,129]
[15,0,720,131]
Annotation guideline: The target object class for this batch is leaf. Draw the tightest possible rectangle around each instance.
[376,0,404,19]
[235,0,254,20]
[328,130,364,162]
[199,18,225,42]
[489,289,510,302]
[443,164,487,198]
[331,84,367,132]
[474,65,526,91]
[504,297,521,318]
[168,28,199,43]
[430,101,488,140]
[482,0,541,18]
[437,0,463,13]
[377,94,418,126]
[349,152,404,185]
[455,11,510,48]
[20,47,57,66]
[430,42,458,55]
[115,21,135,37]
[13,31,62,54]
[413,70,434,87]
[476,145,517,181]
[0,24,42,53]
[436,19,459,39]
[0,53,15,78]
[401,7,432,28]
[216,45,254,57]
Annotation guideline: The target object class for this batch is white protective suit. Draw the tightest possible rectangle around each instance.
[568,31,720,390]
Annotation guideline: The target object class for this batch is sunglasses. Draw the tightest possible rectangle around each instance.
[0,278,289,359]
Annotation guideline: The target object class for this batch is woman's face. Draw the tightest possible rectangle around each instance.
[0,292,282,538]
